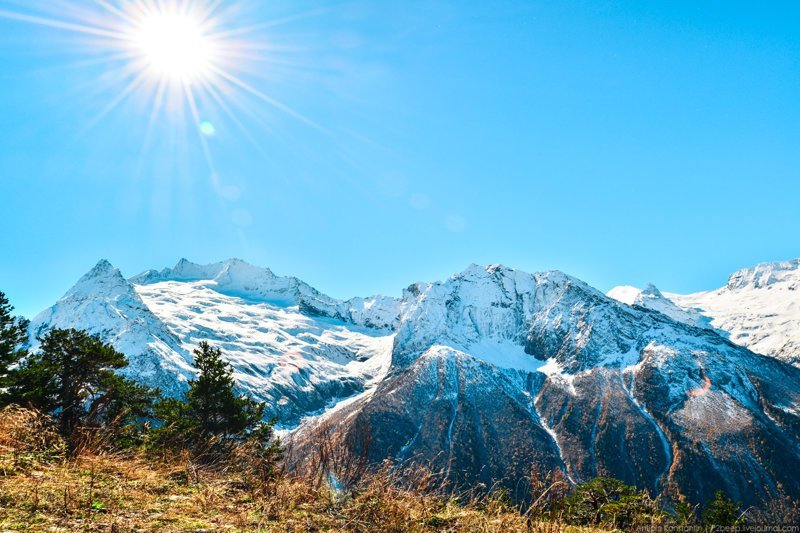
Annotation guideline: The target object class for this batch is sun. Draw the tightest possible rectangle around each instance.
[132,10,218,83]
[0,0,327,169]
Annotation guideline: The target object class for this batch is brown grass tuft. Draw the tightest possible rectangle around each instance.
[0,407,606,532]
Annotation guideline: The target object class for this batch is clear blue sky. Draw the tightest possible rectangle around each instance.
[1,0,798,318]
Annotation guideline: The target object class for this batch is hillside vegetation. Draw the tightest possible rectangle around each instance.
[0,406,604,532]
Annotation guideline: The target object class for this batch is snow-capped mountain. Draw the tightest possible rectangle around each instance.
[296,263,800,507]
[29,260,195,394]
[131,258,400,331]
[29,257,800,507]
[609,259,800,366]
[31,259,397,426]
[607,283,710,329]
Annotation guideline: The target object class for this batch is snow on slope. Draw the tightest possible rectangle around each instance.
[606,285,642,305]
[607,259,800,366]
[132,259,401,331]
[394,263,684,374]
[607,283,710,328]
[31,259,397,427]
[667,259,800,366]
[135,279,394,426]
[29,260,195,394]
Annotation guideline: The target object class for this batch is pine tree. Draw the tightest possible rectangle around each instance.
[701,490,741,529]
[0,291,28,398]
[563,477,663,528]
[8,328,157,447]
[188,341,264,438]
[153,341,272,458]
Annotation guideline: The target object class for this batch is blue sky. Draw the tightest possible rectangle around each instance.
[0,0,798,318]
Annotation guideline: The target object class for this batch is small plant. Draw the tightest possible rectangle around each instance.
[701,490,741,529]
[673,498,698,525]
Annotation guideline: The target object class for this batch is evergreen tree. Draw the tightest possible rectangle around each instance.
[153,341,272,458]
[8,328,157,446]
[701,490,741,529]
[0,291,28,398]
[188,341,264,438]
[563,477,663,528]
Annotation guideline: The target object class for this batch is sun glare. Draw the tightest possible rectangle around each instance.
[133,11,216,82]
[0,0,326,173]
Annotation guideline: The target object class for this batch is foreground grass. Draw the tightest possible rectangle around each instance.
[0,452,607,532]
[0,406,607,532]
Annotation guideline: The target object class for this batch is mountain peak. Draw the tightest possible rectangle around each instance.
[455,263,491,279]
[607,285,642,305]
[217,258,276,280]
[65,259,132,299]
[727,258,800,290]
[641,283,665,298]
[135,258,277,285]
[86,259,118,277]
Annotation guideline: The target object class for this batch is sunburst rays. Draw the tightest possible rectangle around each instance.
[0,0,326,172]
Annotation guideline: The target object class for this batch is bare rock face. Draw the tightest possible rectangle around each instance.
[312,346,564,499]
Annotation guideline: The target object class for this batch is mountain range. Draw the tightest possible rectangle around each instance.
[27,257,800,507]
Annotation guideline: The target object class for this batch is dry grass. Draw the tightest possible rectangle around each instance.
[0,407,605,532]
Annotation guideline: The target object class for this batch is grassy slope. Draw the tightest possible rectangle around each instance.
[0,403,603,533]
[0,453,609,532]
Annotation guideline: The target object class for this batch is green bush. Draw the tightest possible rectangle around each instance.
[563,477,663,529]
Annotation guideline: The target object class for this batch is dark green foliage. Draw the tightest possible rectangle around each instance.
[701,490,741,529]
[673,499,697,525]
[97,373,160,447]
[7,328,157,449]
[188,341,265,438]
[152,342,275,461]
[0,291,28,398]
[563,477,662,529]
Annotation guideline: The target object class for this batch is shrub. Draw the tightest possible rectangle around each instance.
[563,477,664,529]
[0,405,64,472]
